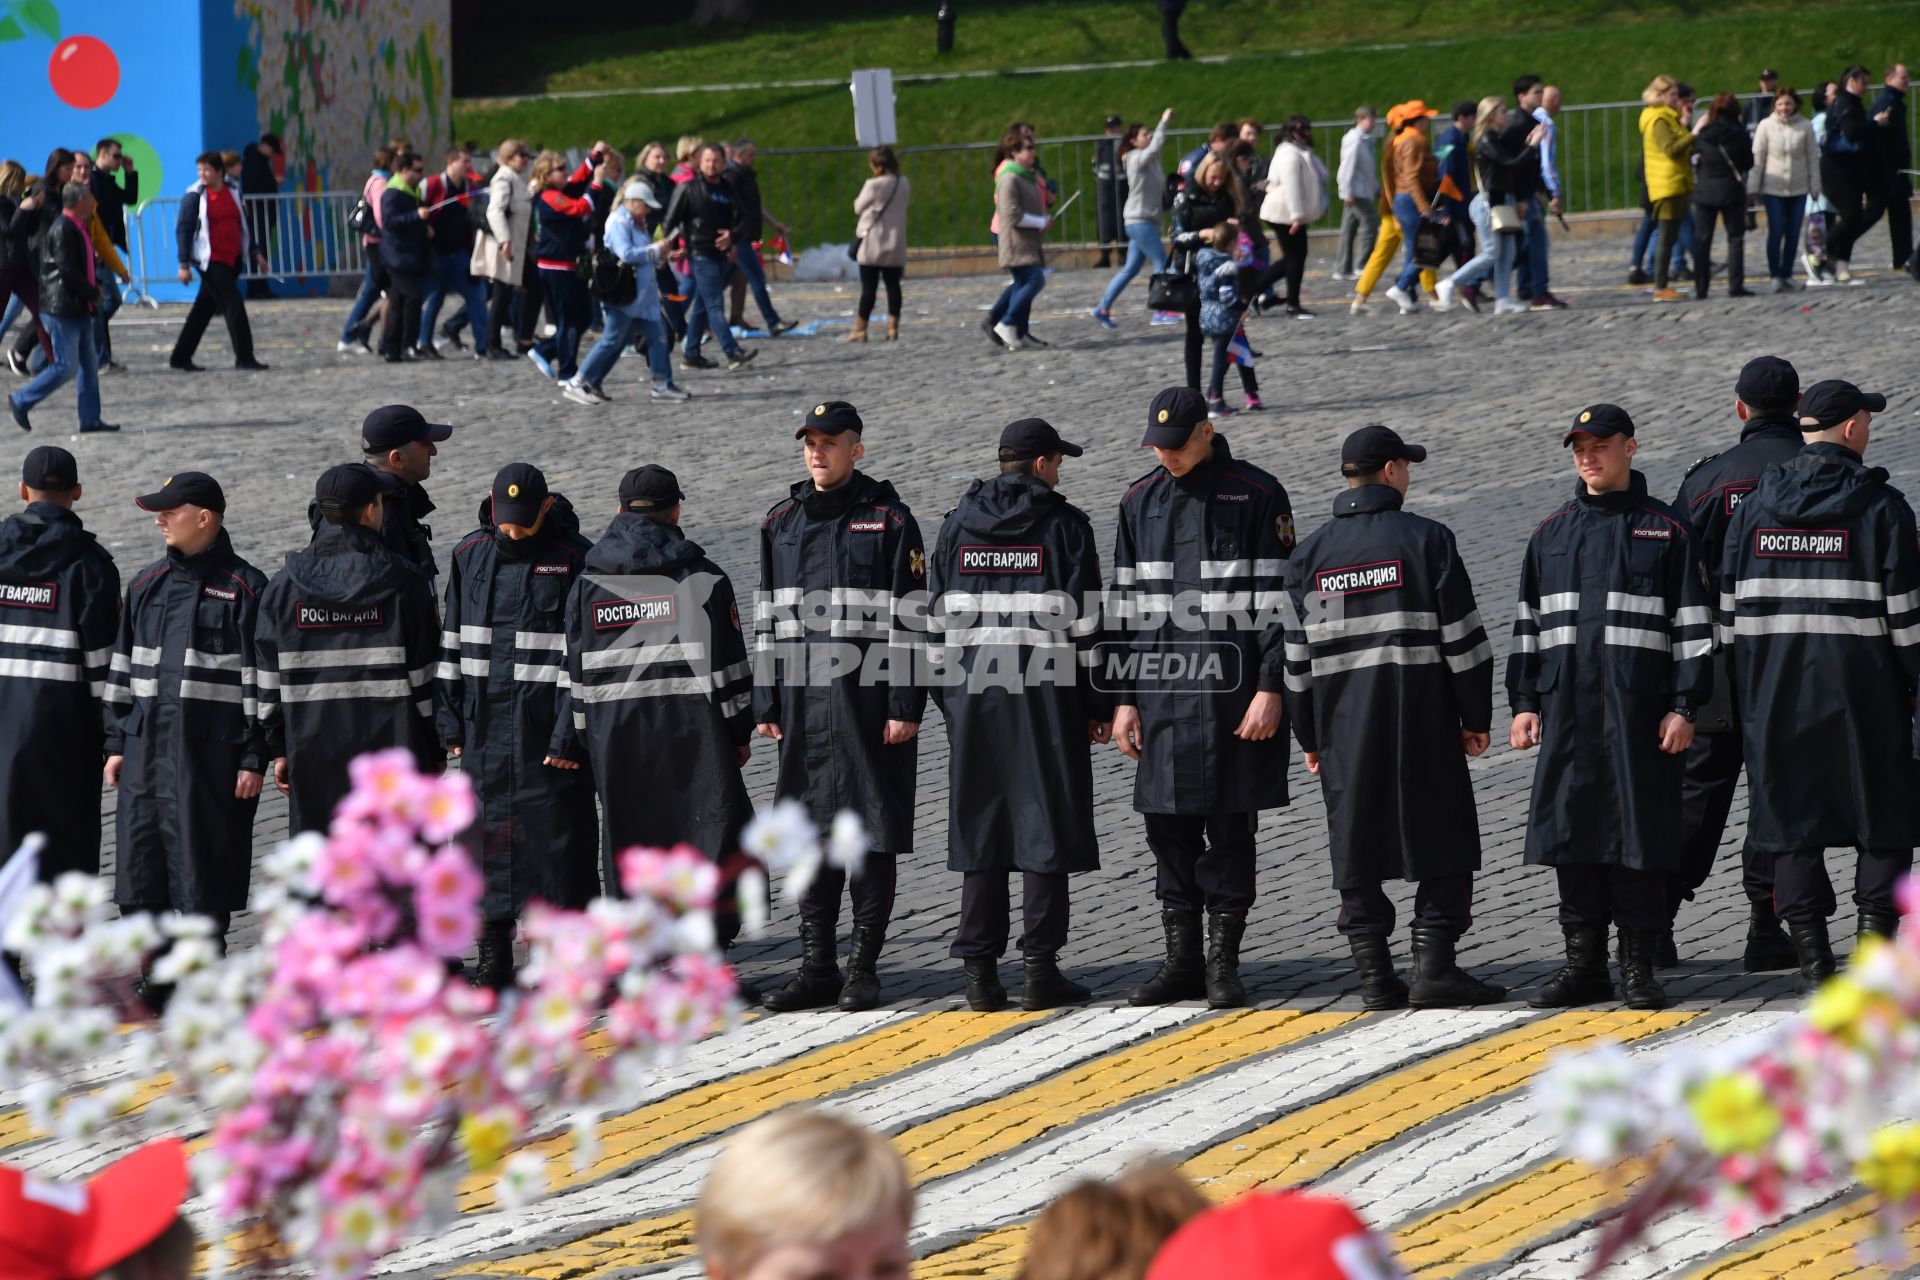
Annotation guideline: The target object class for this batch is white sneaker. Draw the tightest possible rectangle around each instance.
[650,382,692,402]
[992,322,1021,349]
[1349,295,1366,315]
[561,381,601,407]
[1384,285,1419,315]
[1434,279,1456,312]
[1805,272,1835,288]
[1019,333,1050,350]
[336,339,369,355]
[1494,299,1530,315]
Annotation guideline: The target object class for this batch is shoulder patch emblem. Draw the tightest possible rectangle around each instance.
[1631,526,1672,540]
[1276,513,1296,553]
[909,548,926,580]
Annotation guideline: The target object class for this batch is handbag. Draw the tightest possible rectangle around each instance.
[348,197,378,237]
[850,176,900,261]
[1147,271,1199,312]
[1411,217,1451,268]
[587,247,638,306]
[1489,202,1524,234]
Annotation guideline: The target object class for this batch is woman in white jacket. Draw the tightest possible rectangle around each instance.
[1250,115,1329,317]
[1092,108,1174,327]
[1748,87,1821,290]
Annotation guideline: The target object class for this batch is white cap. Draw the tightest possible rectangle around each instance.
[622,179,661,208]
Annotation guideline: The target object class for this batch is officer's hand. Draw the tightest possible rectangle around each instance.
[1509,713,1541,751]
[103,755,123,788]
[235,770,263,800]
[1233,691,1282,741]
[736,744,752,767]
[1088,720,1112,745]
[1303,750,1321,776]
[1112,705,1143,760]
[1461,731,1491,758]
[756,721,783,741]
[273,758,291,794]
[1658,713,1694,755]
[884,719,919,745]
[543,754,582,771]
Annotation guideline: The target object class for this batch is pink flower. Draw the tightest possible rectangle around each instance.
[347,748,429,819]
[415,847,483,958]
[420,774,478,844]
[619,846,719,910]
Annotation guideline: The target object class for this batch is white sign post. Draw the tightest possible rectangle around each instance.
[851,68,898,147]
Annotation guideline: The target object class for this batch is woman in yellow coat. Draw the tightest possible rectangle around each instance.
[1639,75,1696,300]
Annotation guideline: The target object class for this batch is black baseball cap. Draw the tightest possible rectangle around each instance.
[999,417,1084,460]
[490,463,549,526]
[314,463,397,510]
[1340,425,1428,475]
[796,401,864,439]
[1760,68,1780,80]
[1736,355,1800,412]
[620,464,683,511]
[1143,387,1209,448]
[20,446,76,492]
[134,471,225,515]
[1104,114,1124,128]
[1798,380,1888,430]
[1563,403,1636,445]
[361,404,453,453]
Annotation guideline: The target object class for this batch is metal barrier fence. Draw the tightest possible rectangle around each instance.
[122,191,368,296]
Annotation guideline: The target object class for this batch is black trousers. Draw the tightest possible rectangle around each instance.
[1825,172,1880,264]
[1882,173,1915,269]
[1773,847,1911,924]
[1252,221,1309,306]
[1690,200,1746,295]
[1143,811,1256,914]
[1673,729,1774,917]
[797,849,898,934]
[380,269,425,358]
[1555,865,1667,932]
[951,870,1070,959]
[857,265,904,320]
[172,261,255,365]
[1338,873,1474,937]
[1160,1,1189,57]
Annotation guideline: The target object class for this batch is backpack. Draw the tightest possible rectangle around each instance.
[587,247,637,306]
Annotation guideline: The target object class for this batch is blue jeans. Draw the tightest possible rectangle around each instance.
[1391,194,1427,292]
[988,264,1046,335]
[339,253,384,341]
[683,255,741,358]
[534,267,590,380]
[736,245,782,328]
[1513,196,1550,299]
[419,253,489,352]
[578,307,673,389]
[1205,331,1232,399]
[1450,193,1516,301]
[12,312,99,427]
[92,274,121,361]
[1762,194,1806,280]
[1098,222,1169,313]
[0,292,20,344]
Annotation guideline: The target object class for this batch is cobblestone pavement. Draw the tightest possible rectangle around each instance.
[7,234,1920,1277]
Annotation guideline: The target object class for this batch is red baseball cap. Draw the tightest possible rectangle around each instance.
[1146,1190,1406,1280]
[0,1139,191,1280]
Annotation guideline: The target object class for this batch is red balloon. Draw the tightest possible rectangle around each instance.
[48,36,120,111]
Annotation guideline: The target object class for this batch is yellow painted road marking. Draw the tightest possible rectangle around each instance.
[918,1010,1698,1280]
[1683,1196,1920,1278]
[458,1011,1041,1213]
[457,1009,1358,1277]
[0,1072,179,1158]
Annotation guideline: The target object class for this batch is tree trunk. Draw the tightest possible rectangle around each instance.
[688,0,758,26]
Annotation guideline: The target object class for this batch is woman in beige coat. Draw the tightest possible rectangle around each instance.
[848,146,911,342]
[1748,88,1821,289]
[472,139,534,354]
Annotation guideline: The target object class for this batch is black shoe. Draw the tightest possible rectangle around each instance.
[1127,909,1205,1005]
[440,325,466,351]
[411,345,443,362]
[168,358,204,372]
[727,348,759,371]
[1627,267,1650,286]
[1743,904,1798,972]
[8,399,27,432]
[132,974,174,1017]
[762,922,843,1012]
[1655,927,1680,970]
[1858,908,1900,944]
[768,319,798,336]
[235,359,270,371]
[1727,286,1755,298]
[481,347,513,361]
[681,353,719,371]
[1529,924,1614,1008]
[963,957,1008,1011]
[471,920,515,991]
[1408,925,1507,1008]
[1616,929,1667,1010]
[1021,953,1092,1011]
[1248,296,1268,318]
[1346,932,1409,1010]
[1204,911,1248,1008]
[733,976,763,1005]
[78,421,121,433]
[1788,918,1837,994]
[383,354,406,364]
[837,924,884,1011]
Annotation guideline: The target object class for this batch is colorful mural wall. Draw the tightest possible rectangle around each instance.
[0,0,449,299]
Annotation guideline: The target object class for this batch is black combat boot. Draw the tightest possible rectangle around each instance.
[1743,902,1797,972]
[1408,926,1507,1008]
[1205,912,1248,1009]
[963,957,1007,1012]
[1654,926,1680,970]
[1858,908,1901,947]
[1346,933,1409,1011]
[471,919,517,991]
[761,922,843,1012]
[1021,953,1092,1011]
[1127,910,1205,1006]
[1787,918,1836,995]
[837,924,885,1011]
[1616,929,1668,1010]
[1528,924,1614,1008]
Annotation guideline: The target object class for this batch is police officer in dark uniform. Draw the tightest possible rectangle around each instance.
[1110,387,1293,1010]
[1280,427,1504,1011]
[929,418,1111,1012]
[1093,115,1128,269]
[558,465,753,882]
[1718,380,1920,990]
[439,463,599,988]
[1669,355,1805,972]
[103,473,265,954]
[0,447,118,878]
[308,405,451,582]
[754,401,927,1013]
[1508,405,1712,1012]
[260,464,442,835]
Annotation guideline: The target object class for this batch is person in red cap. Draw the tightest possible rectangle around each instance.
[1144,1189,1407,1280]
[0,1139,196,1280]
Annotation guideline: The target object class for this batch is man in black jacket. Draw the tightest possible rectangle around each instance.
[1282,427,1503,1011]
[240,135,280,299]
[1719,380,1920,991]
[378,151,433,363]
[1869,64,1913,272]
[308,405,451,584]
[1668,356,1805,971]
[723,141,794,335]
[661,143,756,372]
[1821,65,1880,283]
[9,183,115,434]
[929,418,1110,1012]
[87,139,136,368]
